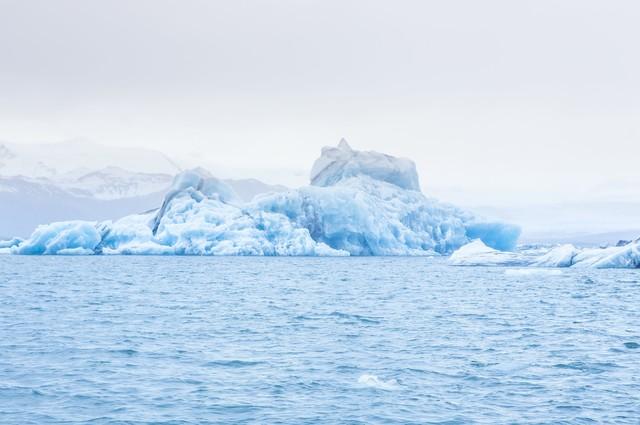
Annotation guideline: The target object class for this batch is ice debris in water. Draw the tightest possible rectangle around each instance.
[0,237,22,249]
[12,222,101,255]
[3,140,522,256]
[450,239,640,269]
[504,269,564,276]
[357,374,400,391]
[531,244,578,267]
[449,240,525,266]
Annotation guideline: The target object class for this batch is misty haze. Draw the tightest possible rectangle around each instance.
[1,1,639,424]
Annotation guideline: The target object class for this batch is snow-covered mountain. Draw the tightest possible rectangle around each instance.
[55,167,173,200]
[0,140,181,177]
[0,175,167,238]
[0,141,292,237]
[0,171,291,238]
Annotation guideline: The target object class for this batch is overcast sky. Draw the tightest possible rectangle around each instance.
[1,0,639,205]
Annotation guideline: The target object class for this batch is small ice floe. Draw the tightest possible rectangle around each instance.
[450,239,640,269]
[531,244,578,267]
[449,240,526,266]
[357,374,400,391]
[505,268,563,276]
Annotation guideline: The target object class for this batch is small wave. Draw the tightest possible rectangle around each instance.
[203,360,263,368]
[357,374,400,390]
[505,269,563,276]
[554,361,618,374]
[330,311,381,324]
[108,349,138,356]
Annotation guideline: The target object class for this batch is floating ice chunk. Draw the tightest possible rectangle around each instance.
[532,244,578,267]
[450,239,527,266]
[0,237,22,249]
[452,240,640,269]
[310,139,421,191]
[570,246,625,268]
[357,374,400,391]
[505,268,563,276]
[13,221,101,255]
[590,242,640,268]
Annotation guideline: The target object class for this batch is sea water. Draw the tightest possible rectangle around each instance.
[0,256,638,424]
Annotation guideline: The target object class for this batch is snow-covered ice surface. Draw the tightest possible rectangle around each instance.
[449,240,528,266]
[450,239,640,269]
[3,142,521,257]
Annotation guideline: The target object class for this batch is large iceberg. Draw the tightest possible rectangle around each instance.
[4,141,521,256]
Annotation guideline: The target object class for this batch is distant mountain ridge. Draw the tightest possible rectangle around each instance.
[0,140,182,177]
[0,141,290,237]
[56,167,174,200]
[0,175,168,238]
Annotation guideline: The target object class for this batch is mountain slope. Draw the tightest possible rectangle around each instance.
[0,175,166,238]
[0,140,182,177]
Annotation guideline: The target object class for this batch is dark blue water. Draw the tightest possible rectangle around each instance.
[0,257,639,424]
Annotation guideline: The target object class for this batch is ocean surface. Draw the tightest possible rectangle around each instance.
[0,256,638,424]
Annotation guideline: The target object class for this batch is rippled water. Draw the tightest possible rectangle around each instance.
[1,257,639,424]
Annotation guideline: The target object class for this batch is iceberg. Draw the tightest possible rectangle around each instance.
[591,242,640,268]
[5,141,521,256]
[11,221,101,255]
[450,240,640,268]
[531,244,578,267]
[0,237,22,249]
[573,242,640,269]
[253,175,518,255]
[449,240,527,266]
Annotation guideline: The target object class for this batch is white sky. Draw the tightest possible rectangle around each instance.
[1,0,639,206]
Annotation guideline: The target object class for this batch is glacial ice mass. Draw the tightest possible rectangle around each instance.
[2,141,528,257]
[450,239,640,269]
